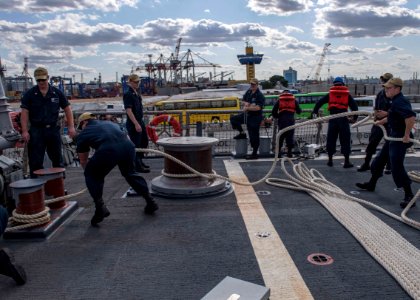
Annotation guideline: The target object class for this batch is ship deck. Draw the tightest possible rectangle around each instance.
[0,153,419,300]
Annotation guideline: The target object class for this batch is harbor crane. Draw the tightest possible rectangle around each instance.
[134,37,226,86]
[306,43,331,82]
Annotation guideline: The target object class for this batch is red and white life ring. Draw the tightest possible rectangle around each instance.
[146,114,182,143]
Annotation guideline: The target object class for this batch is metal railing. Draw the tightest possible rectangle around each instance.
[69,108,420,158]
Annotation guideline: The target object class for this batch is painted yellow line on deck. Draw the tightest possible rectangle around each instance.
[224,159,313,300]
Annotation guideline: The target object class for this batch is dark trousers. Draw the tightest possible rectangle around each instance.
[127,121,149,170]
[278,120,295,149]
[231,113,263,153]
[326,117,351,156]
[365,125,384,156]
[28,126,63,177]
[371,140,412,188]
[84,140,149,202]
[0,205,8,236]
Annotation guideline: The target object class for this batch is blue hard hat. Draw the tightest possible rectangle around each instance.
[333,77,344,85]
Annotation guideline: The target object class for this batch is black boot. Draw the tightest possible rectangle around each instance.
[343,156,353,168]
[233,132,247,139]
[356,177,378,192]
[245,150,258,160]
[91,199,110,226]
[0,248,26,285]
[327,156,333,167]
[400,185,415,208]
[144,194,158,215]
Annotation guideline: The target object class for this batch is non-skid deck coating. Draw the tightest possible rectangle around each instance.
[0,154,419,300]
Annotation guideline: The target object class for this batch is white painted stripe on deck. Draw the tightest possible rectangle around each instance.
[224,159,313,300]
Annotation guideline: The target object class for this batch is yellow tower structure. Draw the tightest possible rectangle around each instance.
[237,41,263,82]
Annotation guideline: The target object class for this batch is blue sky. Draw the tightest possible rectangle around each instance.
[0,0,419,83]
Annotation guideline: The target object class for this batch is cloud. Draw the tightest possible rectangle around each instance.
[313,3,420,38]
[58,63,96,74]
[0,0,138,13]
[247,0,314,16]
[284,25,304,34]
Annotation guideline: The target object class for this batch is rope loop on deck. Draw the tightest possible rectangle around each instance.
[5,189,87,232]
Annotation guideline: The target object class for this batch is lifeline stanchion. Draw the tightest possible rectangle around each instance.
[33,167,66,209]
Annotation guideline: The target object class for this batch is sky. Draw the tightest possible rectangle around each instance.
[0,0,419,84]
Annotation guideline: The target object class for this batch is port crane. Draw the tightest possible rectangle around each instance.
[306,43,331,82]
[135,38,223,86]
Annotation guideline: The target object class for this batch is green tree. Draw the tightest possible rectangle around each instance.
[260,80,273,89]
[269,75,288,88]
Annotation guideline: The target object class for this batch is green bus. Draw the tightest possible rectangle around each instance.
[264,92,329,118]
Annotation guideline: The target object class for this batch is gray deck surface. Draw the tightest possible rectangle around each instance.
[0,155,419,300]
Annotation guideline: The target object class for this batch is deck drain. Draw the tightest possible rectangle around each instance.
[256,232,271,238]
[307,253,334,266]
[256,190,271,196]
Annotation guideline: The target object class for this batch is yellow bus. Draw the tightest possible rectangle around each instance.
[153,96,241,124]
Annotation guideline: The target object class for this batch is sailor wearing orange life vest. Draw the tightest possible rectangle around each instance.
[311,77,358,168]
[271,91,302,157]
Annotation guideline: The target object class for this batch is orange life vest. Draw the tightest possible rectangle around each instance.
[328,86,349,110]
[278,93,296,113]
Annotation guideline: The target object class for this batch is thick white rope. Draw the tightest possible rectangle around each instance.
[265,159,420,300]
[139,110,419,227]
[138,110,420,298]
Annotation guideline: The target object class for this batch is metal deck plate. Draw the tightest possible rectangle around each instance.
[201,276,270,300]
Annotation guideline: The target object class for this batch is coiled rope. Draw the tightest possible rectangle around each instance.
[139,110,420,298]
[5,188,87,232]
[265,158,420,300]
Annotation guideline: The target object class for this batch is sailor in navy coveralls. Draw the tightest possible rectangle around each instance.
[356,78,416,209]
[76,113,158,226]
[20,67,76,177]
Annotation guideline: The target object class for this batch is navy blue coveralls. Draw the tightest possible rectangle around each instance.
[370,92,415,188]
[271,99,302,154]
[21,85,69,177]
[312,90,358,157]
[123,86,148,170]
[230,89,265,154]
[365,90,391,158]
[76,120,150,202]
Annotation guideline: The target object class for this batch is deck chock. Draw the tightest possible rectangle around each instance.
[3,201,79,240]
[201,276,270,300]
